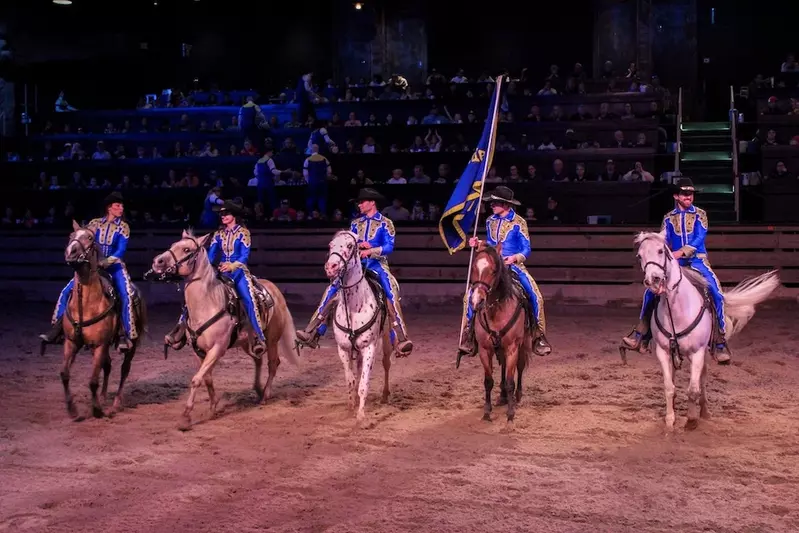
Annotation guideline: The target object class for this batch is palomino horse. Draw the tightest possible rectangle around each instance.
[150,229,299,430]
[60,221,147,419]
[324,230,393,426]
[469,242,531,424]
[633,230,780,430]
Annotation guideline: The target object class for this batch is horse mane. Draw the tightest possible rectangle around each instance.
[633,230,666,247]
[479,245,514,303]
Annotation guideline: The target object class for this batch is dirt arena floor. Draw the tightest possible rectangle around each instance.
[1,302,798,533]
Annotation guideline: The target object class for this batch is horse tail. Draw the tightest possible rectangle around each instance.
[279,307,300,366]
[723,270,780,338]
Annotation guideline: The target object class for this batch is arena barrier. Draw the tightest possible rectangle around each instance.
[2,225,797,307]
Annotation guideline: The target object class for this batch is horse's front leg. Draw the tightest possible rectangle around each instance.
[356,344,377,427]
[699,355,711,420]
[180,344,223,431]
[504,346,519,424]
[112,349,135,413]
[60,338,81,420]
[685,347,707,430]
[654,342,676,431]
[101,352,112,404]
[479,347,494,421]
[336,344,357,411]
[497,356,508,406]
[89,345,108,418]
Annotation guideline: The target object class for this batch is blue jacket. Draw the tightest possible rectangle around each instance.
[485,209,531,264]
[662,205,708,257]
[352,212,395,269]
[208,225,252,271]
[87,216,130,265]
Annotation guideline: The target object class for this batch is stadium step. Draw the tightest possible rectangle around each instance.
[678,122,737,221]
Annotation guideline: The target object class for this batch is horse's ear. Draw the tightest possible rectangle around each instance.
[495,241,503,256]
[197,233,212,247]
[659,227,668,241]
[476,240,487,252]
[181,228,191,239]
[72,219,81,233]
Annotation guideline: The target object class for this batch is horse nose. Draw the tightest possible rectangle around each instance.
[650,275,662,286]
[155,256,165,266]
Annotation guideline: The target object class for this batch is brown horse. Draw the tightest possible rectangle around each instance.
[151,230,299,430]
[60,221,147,419]
[469,242,531,424]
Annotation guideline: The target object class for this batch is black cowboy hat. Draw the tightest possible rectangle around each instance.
[482,185,521,206]
[670,177,703,194]
[213,199,250,217]
[103,191,125,207]
[351,188,385,203]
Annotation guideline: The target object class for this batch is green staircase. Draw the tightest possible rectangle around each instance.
[679,122,737,222]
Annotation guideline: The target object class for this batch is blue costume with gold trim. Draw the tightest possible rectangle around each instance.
[312,212,408,341]
[464,209,546,331]
[639,205,725,334]
[208,224,265,342]
[52,216,137,339]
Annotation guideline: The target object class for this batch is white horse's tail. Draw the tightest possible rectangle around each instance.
[723,270,781,339]
[279,307,301,367]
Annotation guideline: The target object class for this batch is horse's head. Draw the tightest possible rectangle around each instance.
[325,230,359,280]
[151,229,211,279]
[65,220,97,268]
[470,241,504,309]
[634,230,674,295]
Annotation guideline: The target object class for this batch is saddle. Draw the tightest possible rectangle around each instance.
[217,272,275,339]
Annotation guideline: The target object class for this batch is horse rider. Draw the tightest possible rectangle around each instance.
[40,191,138,350]
[458,185,552,358]
[295,188,414,356]
[622,177,731,363]
[164,200,267,358]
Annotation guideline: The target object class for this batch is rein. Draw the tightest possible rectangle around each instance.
[330,233,382,358]
[471,250,525,361]
[64,242,116,345]
[643,241,707,370]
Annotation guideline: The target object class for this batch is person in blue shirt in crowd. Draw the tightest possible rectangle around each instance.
[164,200,267,358]
[199,186,224,228]
[305,127,334,155]
[296,188,414,356]
[295,72,317,124]
[621,178,731,364]
[238,95,265,151]
[254,145,289,211]
[303,144,332,217]
[458,186,552,358]
[40,192,138,350]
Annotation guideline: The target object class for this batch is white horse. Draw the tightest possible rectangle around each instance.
[324,230,393,426]
[151,230,299,430]
[634,230,780,430]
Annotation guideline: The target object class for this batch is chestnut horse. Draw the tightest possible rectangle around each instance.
[469,242,531,424]
[60,221,147,419]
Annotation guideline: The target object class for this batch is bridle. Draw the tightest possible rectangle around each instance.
[640,240,682,294]
[145,237,203,287]
[66,231,95,266]
[328,232,362,289]
[470,249,500,301]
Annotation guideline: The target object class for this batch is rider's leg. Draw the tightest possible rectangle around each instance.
[40,279,74,343]
[109,264,137,349]
[296,283,339,348]
[691,257,730,362]
[457,289,477,356]
[622,288,656,350]
[164,306,188,350]
[375,264,413,355]
[235,270,266,358]
[512,265,551,355]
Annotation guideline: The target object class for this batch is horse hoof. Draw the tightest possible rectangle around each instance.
[92,406,105,419]
[482,413,492,422]
[619,347,628,365]
[501,420,516,433]
[685,418,699,431]
[380,394,389,404]
[178,420,193,432]
[73,414,86,423]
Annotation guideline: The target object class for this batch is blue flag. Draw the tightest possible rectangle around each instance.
[438,77,505,254]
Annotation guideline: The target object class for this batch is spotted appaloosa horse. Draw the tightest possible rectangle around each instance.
[633,230,779,430]
[151,229,299,430]
[324,230,393,427]
[59,221,147,419]
[469,241,532,425]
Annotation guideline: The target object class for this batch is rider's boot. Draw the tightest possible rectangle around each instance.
[251,335,266,360]
[533,327,552,356]
[39,321,64,344]
[386,300,413,356]
[715,333,731,365]
[621,319,650,351]
[296,314,326,349]
[457,318,477,358]
[117,335,133,351]
[164,319,188,351]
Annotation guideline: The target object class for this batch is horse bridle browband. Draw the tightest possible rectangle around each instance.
[328,232,363,289]
[470,249,501,295]
[67,231,95,264]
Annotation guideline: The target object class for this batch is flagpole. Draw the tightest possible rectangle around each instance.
[456,75,505,354]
